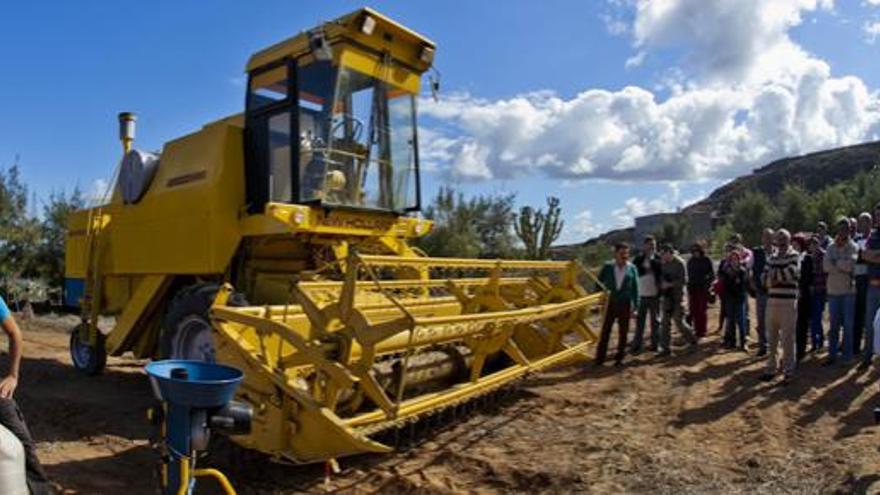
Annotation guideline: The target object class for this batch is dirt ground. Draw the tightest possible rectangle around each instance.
[11,306,880,494]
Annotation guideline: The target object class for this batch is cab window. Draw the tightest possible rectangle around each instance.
[248,65,289,110]
[245,62,294,211]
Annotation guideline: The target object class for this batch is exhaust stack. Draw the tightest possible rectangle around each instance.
[118,112,136,154]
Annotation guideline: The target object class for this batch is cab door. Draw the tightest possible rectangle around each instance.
[244,59,296,213]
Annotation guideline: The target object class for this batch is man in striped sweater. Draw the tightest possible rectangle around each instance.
[761,229,801,384]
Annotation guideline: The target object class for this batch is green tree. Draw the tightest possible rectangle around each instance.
[731,190,779,246]
[35,189,85,287]
[778,183,814,233]
[574,242,613,291]
[0,164,41,282]
[840,168,880,216]
[710,222,736,257]
[418,186,518,259]
[514,196,564,259]
[574,242,613,268]
[652,215,691,249]
[812,186,851,227]
[477,191,518,258]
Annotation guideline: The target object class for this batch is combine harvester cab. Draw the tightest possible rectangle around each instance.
[64,8,608,463]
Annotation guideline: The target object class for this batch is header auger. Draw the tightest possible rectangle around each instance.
[64,8,608,463]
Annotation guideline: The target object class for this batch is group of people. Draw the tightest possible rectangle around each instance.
[595,202,880,385]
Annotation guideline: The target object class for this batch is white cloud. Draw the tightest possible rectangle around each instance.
[88,178,111,205]
[865,20,880,43]
[418,127,458,172]
[631,0,833,84]
[680,189,709,209]
[563,209,605,243]
[600,9,631,37]
[604,17,630,36]
[420,0,880,183]
[625,51,646,69]
[612,197,671,227]
[669,181,682,202]
[607,181,709,229]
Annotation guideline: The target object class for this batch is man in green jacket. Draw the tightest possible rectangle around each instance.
[595,243,640,366]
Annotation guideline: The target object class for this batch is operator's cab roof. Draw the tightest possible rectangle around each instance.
[246,8,436,73]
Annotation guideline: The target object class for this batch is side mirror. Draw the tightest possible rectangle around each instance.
[430,73,441,102]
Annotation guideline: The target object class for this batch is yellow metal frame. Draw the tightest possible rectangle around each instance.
[208,252,606,462]
[63,7,610,465]
[177,456,237,495]
[246,8,435,73]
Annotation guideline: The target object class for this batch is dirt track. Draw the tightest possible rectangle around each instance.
[12,311,880,494]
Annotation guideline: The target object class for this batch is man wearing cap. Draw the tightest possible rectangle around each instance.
[761,229,801,384]
[658,244,697,356]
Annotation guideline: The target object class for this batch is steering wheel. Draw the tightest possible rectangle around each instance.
[331,115,364,142]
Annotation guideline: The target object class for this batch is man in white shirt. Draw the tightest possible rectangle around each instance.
[630,236,661,354]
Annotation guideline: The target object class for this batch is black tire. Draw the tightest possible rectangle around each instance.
[70,323,107,375]
[160,283,247,361]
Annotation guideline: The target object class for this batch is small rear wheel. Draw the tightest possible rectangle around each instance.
[69,322,107,375]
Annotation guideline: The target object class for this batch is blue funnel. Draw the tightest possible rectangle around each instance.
[145,360,243,409]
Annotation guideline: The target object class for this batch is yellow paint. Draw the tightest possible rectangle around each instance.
[104,275,170,355]
[338,46,422,94]
[192,469,237,495]
[175,459,238,495]
[205,254,605,462]
[176,457,189,495]
[246,8,435,72]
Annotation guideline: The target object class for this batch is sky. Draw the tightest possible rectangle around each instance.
[1,1,879,243]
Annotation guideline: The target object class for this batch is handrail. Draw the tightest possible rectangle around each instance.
[298,276,532,290]
[358,254,574,270]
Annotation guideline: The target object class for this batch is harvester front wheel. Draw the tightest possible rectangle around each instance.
[69,323,107,375]
[161,283,246,362]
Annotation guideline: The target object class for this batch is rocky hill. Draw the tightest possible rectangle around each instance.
[683,140,880,216]
[555,139,880,253]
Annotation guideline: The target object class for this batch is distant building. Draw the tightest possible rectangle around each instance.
[633,209,714,248]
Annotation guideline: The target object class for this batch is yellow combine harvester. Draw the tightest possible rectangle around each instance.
[64,8,607,463]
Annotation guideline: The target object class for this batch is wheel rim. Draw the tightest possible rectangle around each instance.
[71,326,93,369]
[171,315,215,362]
